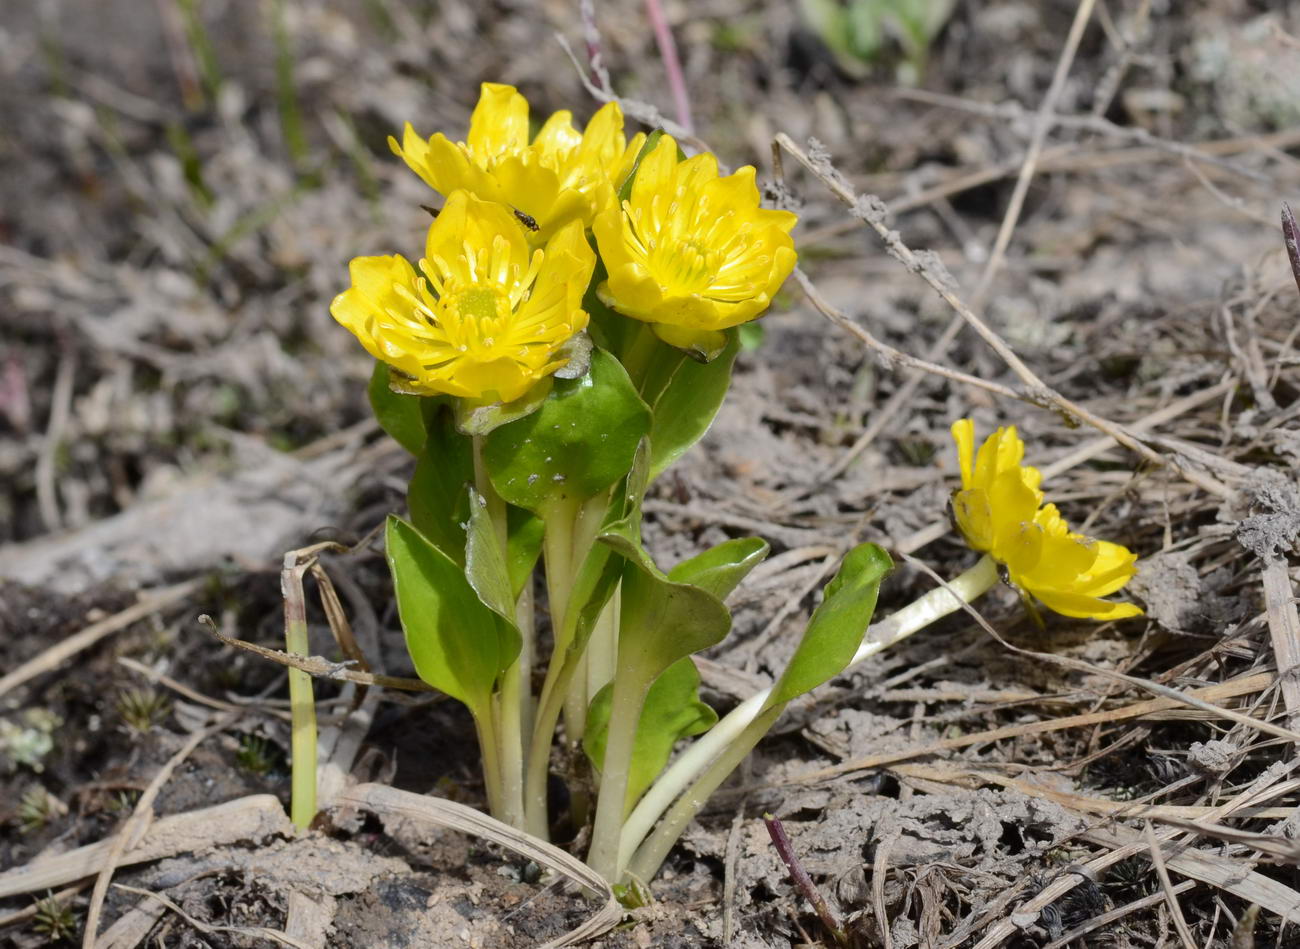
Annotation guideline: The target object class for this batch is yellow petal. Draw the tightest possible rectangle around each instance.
[1032,590,1144,620]
[593,206,634,275]
[533,109,582,155]
[951,419,976,488]
[613,131,649,192]
[952,488,994,553]
[987,470,1044,557]
[651,323,729,360]
[598,263,667,321]
[330,254,428,382]
[466,82,530,156]
[629,135,682,210]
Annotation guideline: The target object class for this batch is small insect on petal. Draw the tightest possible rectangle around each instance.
[330,192,595,403]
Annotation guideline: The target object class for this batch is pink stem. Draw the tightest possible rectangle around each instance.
[644,0,693,133]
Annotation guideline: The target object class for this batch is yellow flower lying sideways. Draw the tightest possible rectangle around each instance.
[593,135,798,357]
[950,419,1143,620]
[331,190,595,403]
[392,83,645,245]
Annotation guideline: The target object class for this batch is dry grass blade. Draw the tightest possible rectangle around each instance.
[93,894,168,949]
[331,783,622,948]
[892,763,1299,822]
[0,884,85,930]
[1041,881,1197,949]
[1082,825,1300,924]
[1149,814,1300,862]
[0,579,202,700]
[1143,820,1197,949]
[0,795,291,899]
[794,673,1271,782]
[914,555,1300,745]
[1261,558,1300,733]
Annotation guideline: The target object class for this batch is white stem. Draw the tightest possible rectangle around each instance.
[618,554,999,867]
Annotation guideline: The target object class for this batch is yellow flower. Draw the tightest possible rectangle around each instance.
[951,419,1143,621]
[330,191,595,404]
[592,134,798,358]
[391,83,645,245]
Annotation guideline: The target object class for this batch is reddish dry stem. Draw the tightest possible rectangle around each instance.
[763,813,848,948]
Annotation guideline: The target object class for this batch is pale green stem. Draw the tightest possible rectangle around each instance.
[473,435,526,827]
[523,497,582,838]
[559,493,614,747]
[516,581,536,743]
[284,574,317,831]
[563,652,591,749]
[524,653,574,838]
[626,705,782,884]
[618,555,1000,874]
[494,664,526,829]
[620,321,660,389]
[586,668,650,881]
[474,711,503,819]
[586,591,619,702]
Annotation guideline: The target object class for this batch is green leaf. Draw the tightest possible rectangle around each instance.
[385,516,520,718]
[407,407,474,566]
[600,527,732,683]
[648,329,740,481]
[738,322,765,351]
[584,656,717,813]
[464,490,516,622]
[483,348,650,514]
[368,361,426,455]
[506,506,544,599]
[766,543,892,709]
[667,537,769,601]
[617,129,665,202]
[453,377,554,436]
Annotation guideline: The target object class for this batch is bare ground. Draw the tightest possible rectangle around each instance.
[4,0,1300,946]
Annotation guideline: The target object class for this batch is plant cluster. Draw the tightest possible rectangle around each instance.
[316,83,1141,888]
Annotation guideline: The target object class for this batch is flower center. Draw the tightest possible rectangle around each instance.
[453,286,508,323]
[441,285,514,355]
[652,238,721,294]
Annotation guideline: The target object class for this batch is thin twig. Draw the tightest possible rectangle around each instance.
[972,0,1098,304]
[764,813,848,948]
[110,884,312,949]
[578,0,613,95]
[775,132,1236,501]
[1282,203,1300,297]
[200,614,434,692]
[894,87,1274,186]
[643,0,692,132]
[554,33,709,153]
[793,268,1023,403]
